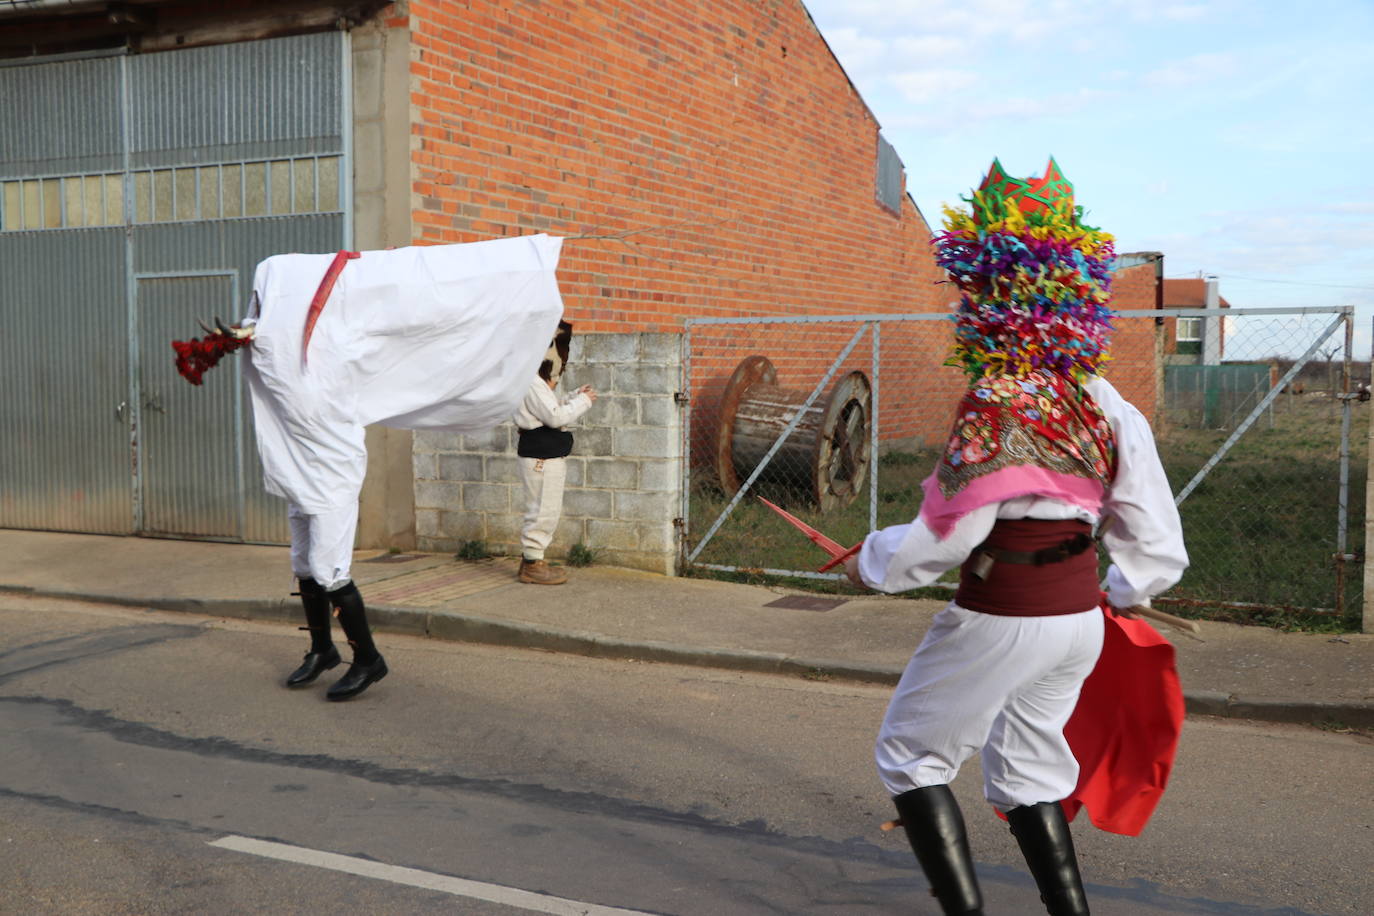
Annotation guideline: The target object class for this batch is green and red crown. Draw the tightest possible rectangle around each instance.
[977,156,1075,221]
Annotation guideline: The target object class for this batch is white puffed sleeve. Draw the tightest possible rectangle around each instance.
[1087,376,1189,608]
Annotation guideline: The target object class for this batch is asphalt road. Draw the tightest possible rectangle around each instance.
[1,593,1370,915]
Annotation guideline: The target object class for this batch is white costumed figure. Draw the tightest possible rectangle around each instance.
[843,162,1188,916]
[173,234,565,700]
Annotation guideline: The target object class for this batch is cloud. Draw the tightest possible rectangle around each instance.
[1330,201,1374,215]
[889,68,980,103]
[879,85,1115,134]
[892,35,967,60]
[1142,51,1238,89]
[808,0,1218,37]
[820,26,889,77]
[1101,0,1226,24]
[1159,4,1209,21]
[1131,201,1374,297]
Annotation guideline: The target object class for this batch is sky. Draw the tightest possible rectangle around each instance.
[801,0,1374,360]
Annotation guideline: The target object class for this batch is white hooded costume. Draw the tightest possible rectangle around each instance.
[241,234,565,588]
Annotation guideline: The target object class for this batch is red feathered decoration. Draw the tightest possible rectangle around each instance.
[171,332,252,386]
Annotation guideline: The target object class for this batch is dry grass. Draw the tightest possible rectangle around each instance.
[687,393,1367,632]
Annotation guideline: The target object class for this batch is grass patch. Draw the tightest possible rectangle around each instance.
[454,539,491,561]
[566,542,600,567]
[687,449,944,574]
[1312,718,1371,738]
[686,397,1366,632]
[1156,395,1365,630]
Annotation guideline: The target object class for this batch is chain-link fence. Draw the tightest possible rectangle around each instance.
[681,306,1365,622]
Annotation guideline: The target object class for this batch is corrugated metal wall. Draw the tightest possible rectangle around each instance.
[2,228,130,533]
[0,32,348,542]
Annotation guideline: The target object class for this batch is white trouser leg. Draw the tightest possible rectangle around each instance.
[981,609,1103,810]
[286,502,359,592]
[288,504,313,580]
[519,456,566,560]
[875,604,1104,808]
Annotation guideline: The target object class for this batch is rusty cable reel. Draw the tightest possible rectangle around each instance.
[714,355,872,511]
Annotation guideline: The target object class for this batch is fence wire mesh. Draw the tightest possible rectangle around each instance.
[683,307,1365,621]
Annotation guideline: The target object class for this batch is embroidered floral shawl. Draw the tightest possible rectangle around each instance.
[919,370,1117,538]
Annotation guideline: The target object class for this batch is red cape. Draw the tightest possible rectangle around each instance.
[1060,606,1185,836]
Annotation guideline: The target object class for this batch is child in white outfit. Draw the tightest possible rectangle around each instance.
[511,321,595,584]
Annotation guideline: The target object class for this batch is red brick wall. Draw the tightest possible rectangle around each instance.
[393,0,1161,449]
[402,0,944,334]
[1103,261,1161,422]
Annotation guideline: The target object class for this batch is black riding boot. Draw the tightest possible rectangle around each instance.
[325,581,388,701]
[1006,801,1090,916]
[285,577,341,687]
[892,786,984,915]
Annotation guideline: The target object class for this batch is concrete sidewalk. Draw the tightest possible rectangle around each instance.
[2,529,1371,727]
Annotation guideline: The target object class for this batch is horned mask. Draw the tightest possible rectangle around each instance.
[539,320,573,384]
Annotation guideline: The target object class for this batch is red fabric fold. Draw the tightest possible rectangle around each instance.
[1059,605,1185,836]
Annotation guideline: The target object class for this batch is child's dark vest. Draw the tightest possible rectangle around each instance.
[517,426,574,459]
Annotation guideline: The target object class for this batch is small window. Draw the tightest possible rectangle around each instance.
[1177,317,1202,355]
[875,133,903,215]
[0,156,344,232]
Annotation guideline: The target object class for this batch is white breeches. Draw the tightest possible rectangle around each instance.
[875,603,1104,811]
[518,456,566,560]
[287,502,359,592]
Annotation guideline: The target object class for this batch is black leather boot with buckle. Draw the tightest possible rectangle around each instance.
[285,577,341,687]
[325,581,388,701]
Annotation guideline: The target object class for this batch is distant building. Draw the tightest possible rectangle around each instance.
[1163,277,1232,362]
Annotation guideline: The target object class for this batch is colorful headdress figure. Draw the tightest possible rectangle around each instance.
[933,157,1116,385]
[538,320,573,384]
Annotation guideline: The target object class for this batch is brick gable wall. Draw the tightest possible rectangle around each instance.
[383,2,1165,569]
[1103,260,1163,422]
[403,0,943,333]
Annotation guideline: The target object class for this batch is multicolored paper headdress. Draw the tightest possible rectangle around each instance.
[933,157,1116,384]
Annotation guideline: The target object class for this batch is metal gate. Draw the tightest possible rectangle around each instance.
[682,306,1366,623]
[0,32,350,542]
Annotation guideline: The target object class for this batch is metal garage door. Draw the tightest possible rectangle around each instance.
[0,32,349,542]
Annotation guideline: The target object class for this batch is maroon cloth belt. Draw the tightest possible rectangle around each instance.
[955,518,1101,617]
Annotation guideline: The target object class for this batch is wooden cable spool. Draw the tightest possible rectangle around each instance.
[714,355,872,511]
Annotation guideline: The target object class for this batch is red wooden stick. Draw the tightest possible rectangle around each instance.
[757,496,863,572]
[817,541,864,573]
[757,496,847,557]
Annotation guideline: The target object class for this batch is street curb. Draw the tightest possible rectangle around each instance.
[9,585,1374,728]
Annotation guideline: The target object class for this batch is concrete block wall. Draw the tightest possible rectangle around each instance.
[413,332,683,574]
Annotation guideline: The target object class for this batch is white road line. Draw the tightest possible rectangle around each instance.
[209,835,655,916]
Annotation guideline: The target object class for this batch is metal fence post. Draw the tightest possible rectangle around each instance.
[1366,313,1374,633]
[679,324,693,576]
[870,320,880,533]
[1337,310,1353,618]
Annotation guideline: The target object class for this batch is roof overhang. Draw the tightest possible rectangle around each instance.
[0,0,391,60]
